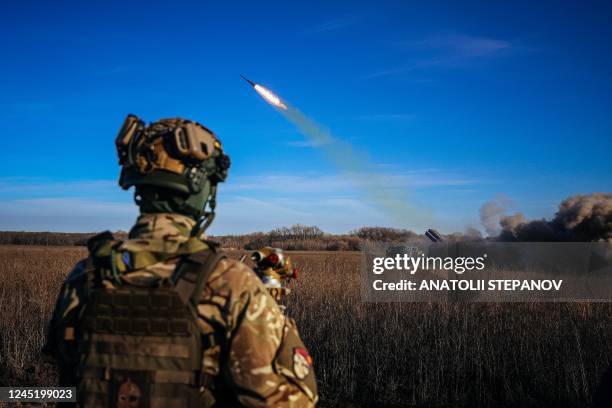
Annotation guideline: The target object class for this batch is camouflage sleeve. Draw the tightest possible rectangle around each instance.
[196,258,318,407]
[43,258,89,386]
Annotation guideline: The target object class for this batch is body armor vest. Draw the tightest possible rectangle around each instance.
[75,249,224,408]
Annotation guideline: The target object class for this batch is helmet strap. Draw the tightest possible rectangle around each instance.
[191,183,218,237]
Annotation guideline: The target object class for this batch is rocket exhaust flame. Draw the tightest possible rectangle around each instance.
[254,84,288,110]
[241,75,287,110]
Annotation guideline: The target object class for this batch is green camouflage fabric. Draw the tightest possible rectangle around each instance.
[44,213,318,407]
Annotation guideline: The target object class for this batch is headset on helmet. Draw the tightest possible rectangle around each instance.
[115,114,231,234]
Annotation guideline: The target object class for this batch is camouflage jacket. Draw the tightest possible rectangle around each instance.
[44,213,318,407]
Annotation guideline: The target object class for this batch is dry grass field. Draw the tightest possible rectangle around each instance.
[0,245,611,407]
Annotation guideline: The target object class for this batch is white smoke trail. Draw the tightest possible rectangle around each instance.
[247,79,432,229]
[278,105,433,230]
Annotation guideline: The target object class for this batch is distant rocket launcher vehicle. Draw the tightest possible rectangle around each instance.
[425,228,443,242]
[241,75,288,110]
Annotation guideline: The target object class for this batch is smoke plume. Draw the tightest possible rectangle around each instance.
[498,193,612,242]
[279,106,433,229]
[479,194,513,237]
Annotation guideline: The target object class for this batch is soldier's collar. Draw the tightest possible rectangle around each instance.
[119,213,208,255]
[129,213,196,239]
[85,214,209,287]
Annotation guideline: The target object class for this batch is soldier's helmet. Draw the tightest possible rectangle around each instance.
[115,115,231,230]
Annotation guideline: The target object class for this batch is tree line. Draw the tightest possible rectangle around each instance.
[0,225,435,251]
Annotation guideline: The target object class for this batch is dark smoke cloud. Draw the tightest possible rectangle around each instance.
[479,194,513,237]
[498,193,612,242]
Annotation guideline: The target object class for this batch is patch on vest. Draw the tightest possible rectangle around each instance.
[110,370,149,408]
[292,347,313,380]
[121,251,132,270]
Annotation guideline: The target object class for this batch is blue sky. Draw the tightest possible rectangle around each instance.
[0,0,610,235]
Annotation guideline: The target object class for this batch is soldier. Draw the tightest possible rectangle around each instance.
[44,116,318,407]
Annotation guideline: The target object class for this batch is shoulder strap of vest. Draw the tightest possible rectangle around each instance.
[173,249,226,306]
[83,255,96,291]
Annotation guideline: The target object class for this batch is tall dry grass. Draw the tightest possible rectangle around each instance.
[0,246,84,388]
[284,252,612,407]
[0,246,610,407]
